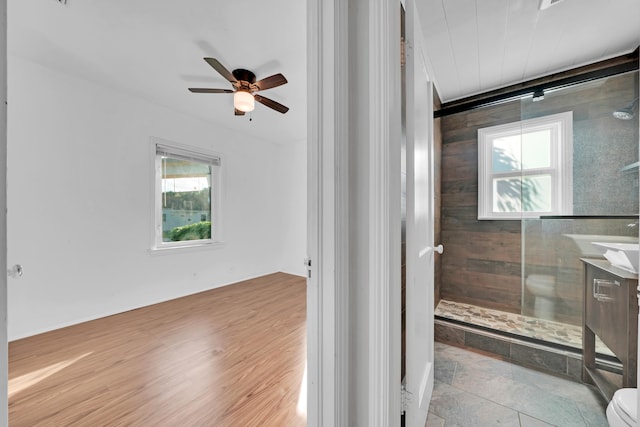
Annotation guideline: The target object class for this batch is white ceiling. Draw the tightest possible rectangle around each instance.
[8,0,640,145]
[8,0,307,145]
[416,0,640,103]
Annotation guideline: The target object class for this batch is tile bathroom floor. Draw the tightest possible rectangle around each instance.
[427,342,608,427]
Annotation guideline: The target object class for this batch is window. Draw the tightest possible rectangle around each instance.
[478,111,573,220]
[152,139,222,250]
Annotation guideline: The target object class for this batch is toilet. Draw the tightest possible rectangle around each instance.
[607,388,637,426]
[524,274,556,320]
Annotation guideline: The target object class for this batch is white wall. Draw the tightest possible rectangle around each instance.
[7,56,304,340]
[277,140,307,276]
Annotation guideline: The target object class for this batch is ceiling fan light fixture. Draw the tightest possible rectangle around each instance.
[189,58,289,114]
[234,90,255,112]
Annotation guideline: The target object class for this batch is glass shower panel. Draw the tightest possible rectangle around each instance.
[522,218,638,323]
[435,68,638,357]
[520,70,639,351]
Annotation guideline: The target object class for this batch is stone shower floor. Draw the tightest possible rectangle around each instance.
[435,299,613,356]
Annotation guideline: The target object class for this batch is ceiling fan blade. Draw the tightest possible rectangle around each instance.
[204,58,237,83]
[234,108,246,116]
[254,73,288,91]
[254,94,289,114]
[188,88,234,94]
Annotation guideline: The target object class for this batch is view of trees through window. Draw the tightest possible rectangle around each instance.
[477,111,572,220]
[491,130,552,213]
[161,157,212,242]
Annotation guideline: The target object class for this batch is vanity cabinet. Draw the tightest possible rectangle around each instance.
[582,258,638,400]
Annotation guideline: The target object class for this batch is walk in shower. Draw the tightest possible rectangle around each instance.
[436,65,639,359]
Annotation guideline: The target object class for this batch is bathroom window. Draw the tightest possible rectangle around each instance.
[477,112,573,220]
[151,138,223,251]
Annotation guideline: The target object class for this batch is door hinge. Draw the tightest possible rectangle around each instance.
[304,258,312,278]
[401,383,412,414]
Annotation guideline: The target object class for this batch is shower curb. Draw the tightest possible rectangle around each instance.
[435,317,621,386]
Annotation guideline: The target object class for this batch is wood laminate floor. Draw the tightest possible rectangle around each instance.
[9,272,307,427]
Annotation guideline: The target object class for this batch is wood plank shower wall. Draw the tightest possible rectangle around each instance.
[438,60,639,318]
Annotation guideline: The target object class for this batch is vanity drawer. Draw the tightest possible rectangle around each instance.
[582,258,638,394]
[584,266,630,356]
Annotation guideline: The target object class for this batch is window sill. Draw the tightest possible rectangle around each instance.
[148,241,226,256]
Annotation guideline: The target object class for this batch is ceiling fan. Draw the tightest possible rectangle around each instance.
[188,58,289,116]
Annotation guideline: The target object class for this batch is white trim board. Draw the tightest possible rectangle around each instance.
[368,0,402,425]
[307,0,403,425]
[305,0,350,424]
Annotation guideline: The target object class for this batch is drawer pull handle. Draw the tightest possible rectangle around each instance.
[593,278,616,302]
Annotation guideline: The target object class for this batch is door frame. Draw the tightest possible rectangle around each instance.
[0,0,7,424]
[306,0,350,425]
[367,0,402,424]
[306,0,402,425]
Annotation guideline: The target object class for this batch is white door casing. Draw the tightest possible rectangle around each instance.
[307,0,402,425]
[368,0,402,425]
[306,0,350,425]
[0,0,7,423]
[404,0,435,425]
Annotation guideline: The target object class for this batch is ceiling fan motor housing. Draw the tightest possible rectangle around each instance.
[232,69,256,85]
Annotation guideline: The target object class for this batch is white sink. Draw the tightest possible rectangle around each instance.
[563,234,639,258]
[591,242,640,273]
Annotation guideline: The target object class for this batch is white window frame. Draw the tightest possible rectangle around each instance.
[150,137,223,252]
[478,111,573,220]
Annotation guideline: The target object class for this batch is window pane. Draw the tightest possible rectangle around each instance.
[493,174,552,213]
[492,135,521,172]
[521,130,551,170]
[522,175,552,212]
[493,177,522,213]
[161,157,212,242]
[479,111,572,219]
